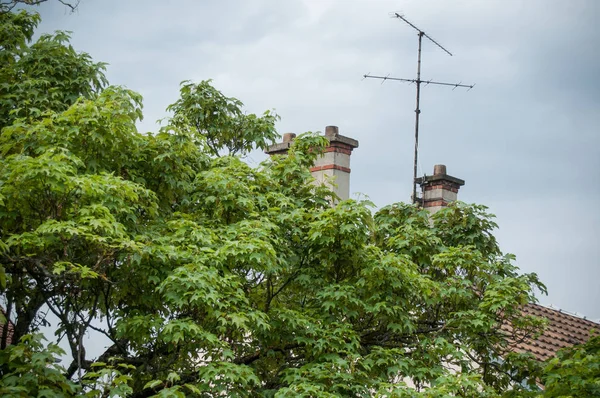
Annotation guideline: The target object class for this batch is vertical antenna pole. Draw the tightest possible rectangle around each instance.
[412,32,423,204]
[364,13,473,203]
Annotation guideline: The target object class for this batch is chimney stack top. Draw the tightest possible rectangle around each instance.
[433,164,447,176]
[283,132,296,143]
[325,126,339,137]
[415,164,465,213]
[265,125,358,155]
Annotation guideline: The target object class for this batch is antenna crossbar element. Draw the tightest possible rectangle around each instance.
[364,74,474,89]
[393,13,452,56]
[366,13,474,204]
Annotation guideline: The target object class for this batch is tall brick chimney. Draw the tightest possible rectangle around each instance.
[265,126,359,201]
[415,164,464,213]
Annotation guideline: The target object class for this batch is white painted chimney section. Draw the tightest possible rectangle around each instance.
[265,126,359,201]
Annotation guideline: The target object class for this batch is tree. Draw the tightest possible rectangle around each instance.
[0,9,107,129]
[539,334,600,397]
[0,9,558,398]
[0,0,80,14]
[166,80,279,157]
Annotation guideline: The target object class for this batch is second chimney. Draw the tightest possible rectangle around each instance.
[415,164,465,213]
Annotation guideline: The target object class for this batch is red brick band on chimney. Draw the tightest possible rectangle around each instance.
[323,147,353,155]
[322,141,356,155]
[423,182,460,193]
[309,164,351,173]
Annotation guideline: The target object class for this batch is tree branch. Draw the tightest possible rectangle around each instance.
[0,0,80,14]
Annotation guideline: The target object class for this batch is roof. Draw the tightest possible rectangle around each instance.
[510,303,599,361]
[0,308,14,346]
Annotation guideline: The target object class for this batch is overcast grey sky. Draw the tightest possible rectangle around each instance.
[36,0,600,320]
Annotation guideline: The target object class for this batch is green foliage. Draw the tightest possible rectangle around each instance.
[0,10,107,127]
[166,80,279,156]
[2,8,585,398]
[0,333,79,397]
[540,334,600,397]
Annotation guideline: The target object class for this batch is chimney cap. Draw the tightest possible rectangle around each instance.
[324,126,359,148]
[283,132,296,143]
[265,133,295,155]
[415,165,465,187]
[325,126,339,137]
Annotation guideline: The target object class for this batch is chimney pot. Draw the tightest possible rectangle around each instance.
[325,126,339,137]
[433,164,447,176]
[283,132,296,143]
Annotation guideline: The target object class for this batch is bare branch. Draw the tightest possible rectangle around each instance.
[1,0,80,14]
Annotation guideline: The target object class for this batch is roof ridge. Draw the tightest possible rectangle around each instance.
[530,302,600,326]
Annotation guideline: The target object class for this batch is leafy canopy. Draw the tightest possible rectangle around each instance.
[0,8,576,398]
[538,334,599,398]
[166,80,279,157]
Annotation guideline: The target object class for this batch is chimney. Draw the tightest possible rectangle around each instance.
[265,126,359,201]
[415,164,465,213]
[264,132,297,155]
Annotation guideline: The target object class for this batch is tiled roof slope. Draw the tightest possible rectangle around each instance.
[512,303,599,361]
[0,309,14,346]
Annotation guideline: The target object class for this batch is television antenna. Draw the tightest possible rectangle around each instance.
[364,13,474,204]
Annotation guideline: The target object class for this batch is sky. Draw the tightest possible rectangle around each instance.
[35,0,600,320]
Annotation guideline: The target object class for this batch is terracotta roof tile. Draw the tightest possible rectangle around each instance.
[0,309,15,346]
[511,303,599,361]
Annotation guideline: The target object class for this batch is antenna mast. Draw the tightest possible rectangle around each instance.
[364,13,474,204]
